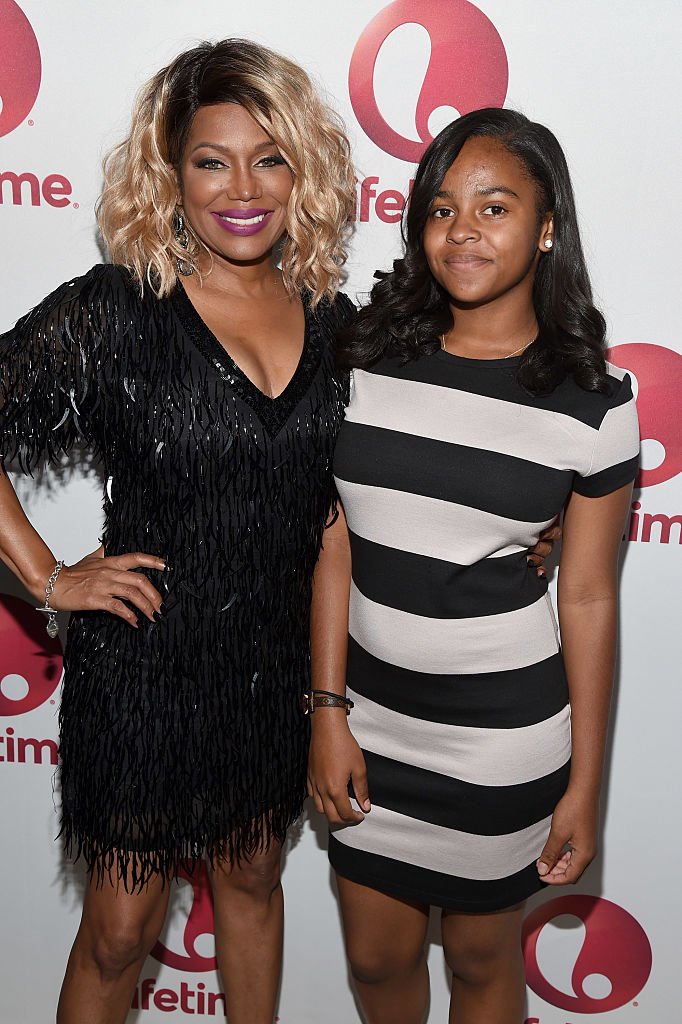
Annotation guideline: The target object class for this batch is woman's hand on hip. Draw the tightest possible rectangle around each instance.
[536,788,599,885]
[308,714,370,827]
[49,545,166,627]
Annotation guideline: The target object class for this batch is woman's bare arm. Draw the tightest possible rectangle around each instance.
[0,464,164,626]
[537,481,632,883]
[307,503,370,825]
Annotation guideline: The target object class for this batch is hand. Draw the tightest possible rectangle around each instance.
[308,714,370,826]
[48,545,166,627]
[528,521,562,578]
[536,789,599,885]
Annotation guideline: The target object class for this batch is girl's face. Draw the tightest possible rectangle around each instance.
[422,136,553,309]
[177,102,294,271]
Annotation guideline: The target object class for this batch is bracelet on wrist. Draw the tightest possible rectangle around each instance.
[301,689,354,716]
[35,560,65,638]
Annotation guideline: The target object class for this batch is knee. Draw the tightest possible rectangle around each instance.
[445,933,521,987]
[347,939,424,987]
[86,921,153,979]
[214,849,282,903]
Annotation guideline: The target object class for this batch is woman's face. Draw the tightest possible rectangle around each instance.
[177,102,294,270]
[422,136,553,309]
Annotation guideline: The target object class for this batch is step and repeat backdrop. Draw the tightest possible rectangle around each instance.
[1,1,680,1021]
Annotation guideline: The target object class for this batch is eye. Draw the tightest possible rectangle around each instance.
[431,206,454,219]
[484,204,507,217]
[196,157,225,170]
[257,154,288,168]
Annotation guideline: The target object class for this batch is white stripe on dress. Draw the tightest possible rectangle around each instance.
[349,583,560,675]
[336,478,554,565]
[584,397,640,476]
[347,369,597,474]
[332,804,553,881]
[347,687,571,787]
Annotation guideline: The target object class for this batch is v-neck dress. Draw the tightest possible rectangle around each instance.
[0,263,353,883]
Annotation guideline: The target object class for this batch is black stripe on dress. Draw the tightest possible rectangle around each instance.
[329,835,546,912]
[358,750,570,836]
[335,422,573,522]
[573,456,640,497]
[349,533,548,619]
[347,638,569,728]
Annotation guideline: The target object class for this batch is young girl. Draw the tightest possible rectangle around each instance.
[308,108,639,1023]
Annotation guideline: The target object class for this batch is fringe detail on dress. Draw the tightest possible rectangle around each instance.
[1,264,355,889]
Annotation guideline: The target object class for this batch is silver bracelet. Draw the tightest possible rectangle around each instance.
[35,560,65,638]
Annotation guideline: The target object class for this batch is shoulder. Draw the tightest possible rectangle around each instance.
[311,290,357,334]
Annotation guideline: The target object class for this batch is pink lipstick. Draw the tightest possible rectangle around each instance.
[211,208,273,235]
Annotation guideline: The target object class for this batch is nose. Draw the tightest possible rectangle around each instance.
[446,211,480,244]
[227,163,262,202]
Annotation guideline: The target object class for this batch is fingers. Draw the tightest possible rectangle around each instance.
[540,524,563,542]
[528,541,552,564]
[109,572,162,621]
[351,763,371,813]
[308,779,364,826]
[107,597,140,629]
[536,829,566,879]
[108,552,166,572]
[541,847,593,886]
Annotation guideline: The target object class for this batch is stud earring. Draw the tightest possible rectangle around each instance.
[173,209,194,276]
[544,238,553,250]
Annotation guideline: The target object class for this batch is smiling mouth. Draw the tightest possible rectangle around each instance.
[216,212,268,226]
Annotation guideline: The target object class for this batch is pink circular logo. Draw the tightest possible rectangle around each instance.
[0,594,62,716]
[523,896,652,1013]
[151,864,217,972]
[0,1,42,138]
[608,343,682,489]
[349,0,508,162]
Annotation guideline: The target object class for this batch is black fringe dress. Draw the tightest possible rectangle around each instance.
[0,264,353,885]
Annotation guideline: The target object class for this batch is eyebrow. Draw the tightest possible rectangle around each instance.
[436,185,520,200]
[189,139,278,155]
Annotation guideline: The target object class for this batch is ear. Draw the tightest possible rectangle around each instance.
[538,214,554,253]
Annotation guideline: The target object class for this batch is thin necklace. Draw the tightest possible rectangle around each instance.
[440,334,537,358]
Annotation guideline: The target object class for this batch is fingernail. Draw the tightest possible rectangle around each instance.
[537,861,548,875]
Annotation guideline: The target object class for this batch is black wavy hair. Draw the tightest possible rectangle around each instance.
[339,108,610,394]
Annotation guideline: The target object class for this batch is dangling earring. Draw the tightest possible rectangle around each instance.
[173,209,194,276]
[544,238,553,249]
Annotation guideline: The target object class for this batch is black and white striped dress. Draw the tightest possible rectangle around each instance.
[330,348,639,912]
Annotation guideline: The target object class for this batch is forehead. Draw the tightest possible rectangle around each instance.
[438,136,533,196]
[184,102,273,148]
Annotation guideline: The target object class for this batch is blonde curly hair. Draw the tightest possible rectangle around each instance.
[97,39,355,305]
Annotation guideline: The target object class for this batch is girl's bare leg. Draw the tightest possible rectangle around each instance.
[337,875,430,1024]
[441,904,526,1024]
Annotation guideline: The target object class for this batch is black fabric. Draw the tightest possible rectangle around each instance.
[329,835,547,913]
[347,639,569,728]
[0,264,354,886]
[360,750,571,836]
[349,532,548,619]
[335,421,574,522]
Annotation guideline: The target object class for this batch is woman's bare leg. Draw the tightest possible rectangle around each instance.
[337,875,430,1024]
[57,867,170,1024]
[208,840,284,1024]
[441,904,526,1024]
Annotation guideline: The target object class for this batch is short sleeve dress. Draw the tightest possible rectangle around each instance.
[0,263,354,884]
[330,346,639,912]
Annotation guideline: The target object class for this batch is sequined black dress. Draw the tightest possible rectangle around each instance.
[0,264,352,884]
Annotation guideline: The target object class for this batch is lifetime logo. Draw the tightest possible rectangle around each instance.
[151,863,217,973]
[349,0,508,162]
[0,594,62,716]
[523,895,652,1014]
[0,0,41,138]
[608,343,682,489]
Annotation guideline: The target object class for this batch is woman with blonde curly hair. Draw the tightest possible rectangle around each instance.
[0,38,355,1024]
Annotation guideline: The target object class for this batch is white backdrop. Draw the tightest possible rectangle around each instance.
[1,2,681,1021]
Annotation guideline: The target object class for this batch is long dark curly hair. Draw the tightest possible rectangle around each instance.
[339,108,610,394]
